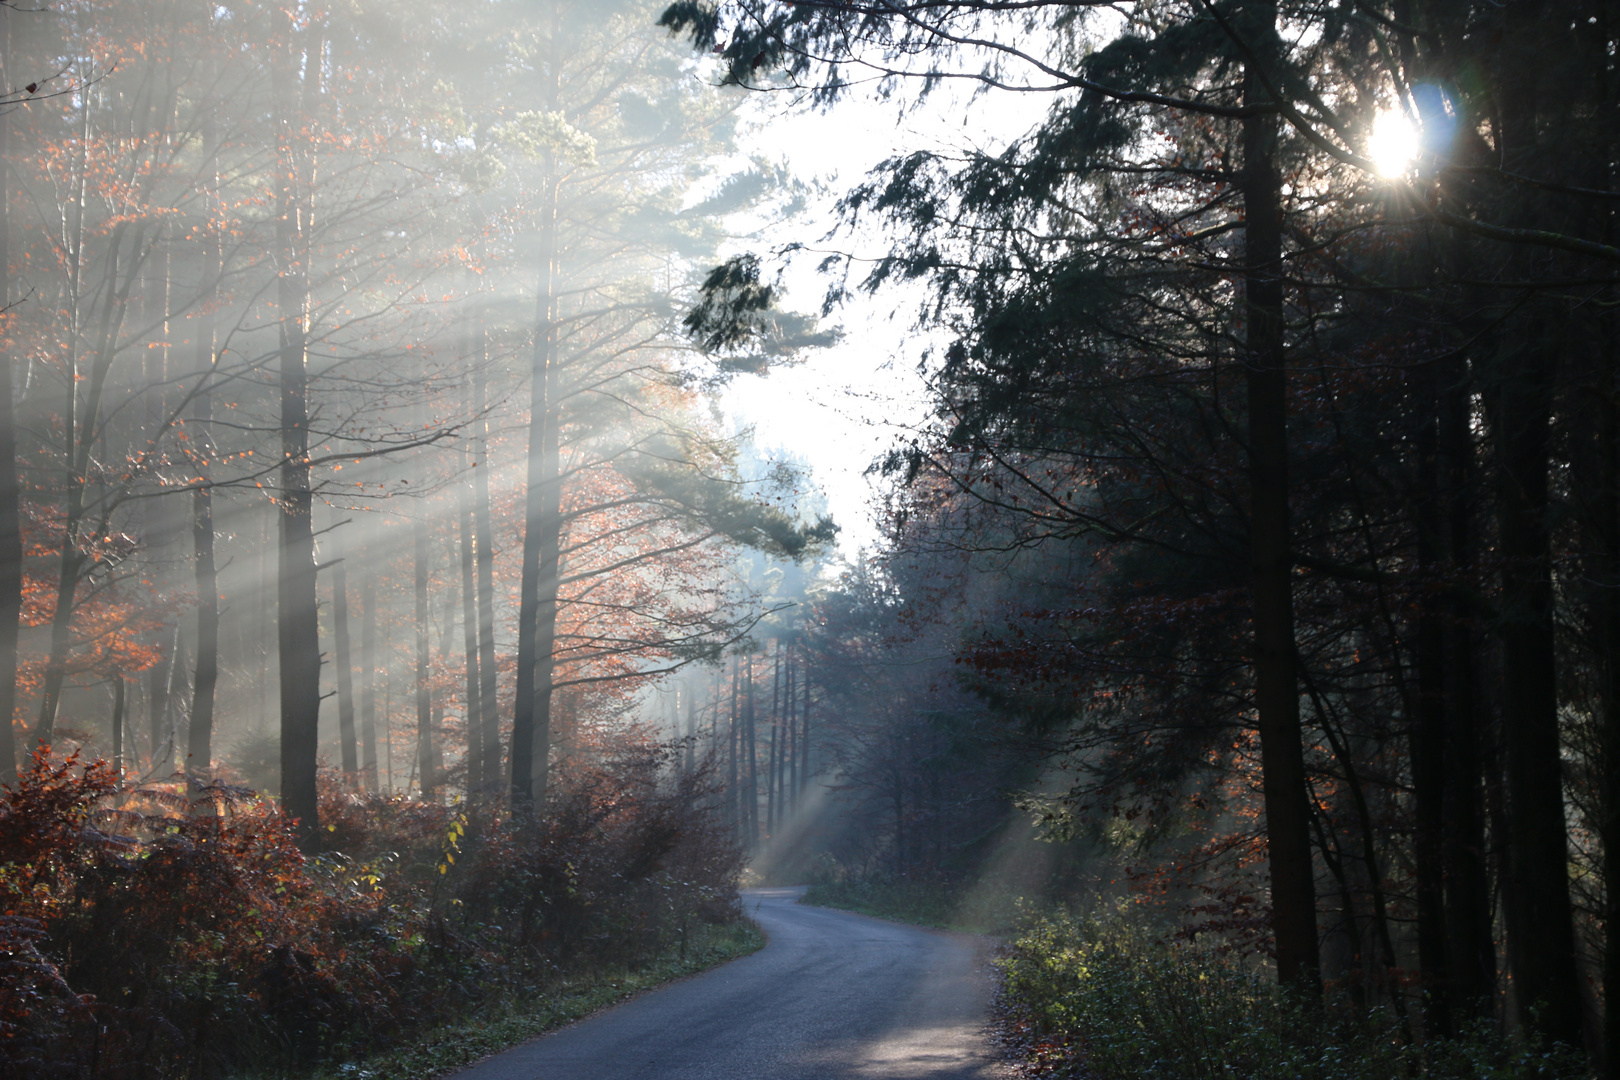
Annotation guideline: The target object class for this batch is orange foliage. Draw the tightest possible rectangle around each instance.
[0,745,741,1079]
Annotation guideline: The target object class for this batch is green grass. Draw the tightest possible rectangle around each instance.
[299,921,764,1080]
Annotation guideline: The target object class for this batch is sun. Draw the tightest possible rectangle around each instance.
[1367,108,1420,179]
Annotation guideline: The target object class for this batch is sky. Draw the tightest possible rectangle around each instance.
[715,82,1052,555]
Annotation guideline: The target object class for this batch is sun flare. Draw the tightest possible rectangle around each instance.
[1368,107,1419,179]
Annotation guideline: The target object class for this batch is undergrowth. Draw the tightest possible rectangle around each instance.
[801,874,1021,934]
[302,920,762,1080]
[997,907,1586,1080]
[0,746,749,1079]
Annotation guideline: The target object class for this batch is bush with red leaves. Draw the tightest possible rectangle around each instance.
[0,746,743,1079]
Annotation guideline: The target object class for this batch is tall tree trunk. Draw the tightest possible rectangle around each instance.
[799,667,811,804]
[459,450,481,797]
[1592,5,1620,1065]
[1239,4,1319,994]
[767,644,781,833]
[37,71,96,745]
[1598,360,1620,1071]
[1412,361,1451,1034]
[383,618,395,792]
[684,686,696,776]
[472,355,500,794]
[110,673,125,784]
[188,196,220,784]
[0,13,21,783]
[512,167,563,812]
[149,624,177,773]
[359,567,379,791]
[166,627,189,770]
[38,220,140,740]
[188,484,219,779]
[1440,357,1495,1021]
[255,507,271,735]
[785,651,797,813]
[746,657,759,847]
[415,520,435,800]
[728,658,739,833]
[1487,1,1582,1043]
[1495,334,1581,1043]
[333,543,358,781]
[274,15,325,848]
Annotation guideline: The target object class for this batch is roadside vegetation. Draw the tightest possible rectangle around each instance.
[801,877,961,930]
[0,749,755,1080]
[996,907,1585,1080]
[800,874,1032,936]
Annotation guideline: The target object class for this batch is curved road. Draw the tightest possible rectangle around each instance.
[452,887,1004,1080]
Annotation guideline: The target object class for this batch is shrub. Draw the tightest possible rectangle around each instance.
[0,746,744,1079]
[802,876,957,928]
[997,906,1585,1080]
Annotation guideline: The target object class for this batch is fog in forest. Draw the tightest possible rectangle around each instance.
[5,1,1620,1076]
[0,0,850,825]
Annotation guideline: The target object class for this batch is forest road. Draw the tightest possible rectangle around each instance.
[451,886,1006,1080]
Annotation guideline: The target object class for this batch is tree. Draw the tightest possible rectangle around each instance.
[665,0,1618,1048]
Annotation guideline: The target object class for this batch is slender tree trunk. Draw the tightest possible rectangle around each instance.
[149,625,176,772]
[1444,610,1493,1015]
[785,651,796,813]
[1590,9,1620,1065]
[0,13,22,783]
[511,169,563,812]
[684,686,696,775]
[188,348,220,787]
[383,617,395,792]
[767,644,781,832]
[359,567,379,791]
[1598,367,1620,1071]
[255,507,271,734]
[109,670,123,780]
[166,628,188,771]
[188,484,219,778]
[37,69,95,746]
[1412,362,1451,1034]
[459,450,481,797]
[472,355,500,794]
[1494,337,1581,1043]
[746,657,759,847]
[799,668,811,803]
[415,521,435,800]
[187,44,222,789]
[274,15,325,847]
[1486,2,1582,1041]
[510,12,566,811]
[767,716,779,835]
[1602,219,1620,1080]
[1240,6,1319,994]
[38,219,140,740]
[728,659,739,833]
[1438,356,1496,1021]
[333,545,358,781]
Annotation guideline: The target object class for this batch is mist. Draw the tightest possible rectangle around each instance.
[0,0,837,848]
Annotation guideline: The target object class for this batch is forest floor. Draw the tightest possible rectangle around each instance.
[298,921,765,1080]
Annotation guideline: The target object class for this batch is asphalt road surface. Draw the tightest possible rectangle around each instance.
[452,886,1004,1080]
